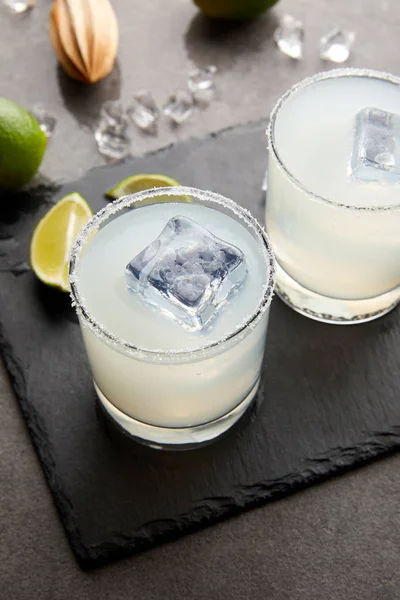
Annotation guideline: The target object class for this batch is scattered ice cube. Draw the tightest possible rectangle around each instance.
[273,15,304,60]
[320,29,355,63]
[95,130,130,160]
[97,101,128,133]
[127,91,159,134]
[5,0,34,13]
[126,216,248,331]
[163,90,194,125]
[94,101,130,160]
[351,107,400,183]
[188,65,217,106]
[31,104,56,139]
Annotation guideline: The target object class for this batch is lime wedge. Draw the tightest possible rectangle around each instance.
[105,173,191,205]
[30,192,93,292]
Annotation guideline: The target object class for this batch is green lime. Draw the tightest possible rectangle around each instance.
[106,174,182,199]
[30,192,93,292]
[193,0,279,19]
[106,173,191,205]
[0,98,47,191]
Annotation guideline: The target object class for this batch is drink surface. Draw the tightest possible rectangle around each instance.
[77,202,268,352]
[273,74,400,207]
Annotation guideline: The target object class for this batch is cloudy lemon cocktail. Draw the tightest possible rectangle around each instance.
[70,187,275,447]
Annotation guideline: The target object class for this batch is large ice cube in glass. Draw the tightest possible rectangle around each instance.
[351,107,400,182]
[125,216,248,331]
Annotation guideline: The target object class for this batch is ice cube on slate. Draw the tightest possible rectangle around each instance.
[5,0,35,13]
[127,91,159,134]
[188,66,217,106]
[94,101,130,160]
[31,104,56,139]
[320,29,355,63]
[351,107,400,183]
[163,90,194,124]
[125,216,248,331]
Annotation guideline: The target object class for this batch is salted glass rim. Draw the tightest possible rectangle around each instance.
[268,68,400,212]
[69,186,276,360]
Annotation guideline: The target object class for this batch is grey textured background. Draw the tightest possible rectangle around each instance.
[1,0,400,598]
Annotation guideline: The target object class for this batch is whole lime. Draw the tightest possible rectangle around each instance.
[193,0,279,20]
[0,98,47,191]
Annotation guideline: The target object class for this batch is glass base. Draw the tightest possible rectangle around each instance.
[275,261,400,324]
[94,379,260,449]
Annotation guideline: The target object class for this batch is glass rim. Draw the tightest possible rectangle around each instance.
[267,68,400,212]
[69,186,276,360]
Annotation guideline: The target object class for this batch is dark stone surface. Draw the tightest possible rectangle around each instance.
[1,121,400,569]
[2,0,400,596]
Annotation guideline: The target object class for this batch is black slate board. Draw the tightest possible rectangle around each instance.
[1,120,400,569]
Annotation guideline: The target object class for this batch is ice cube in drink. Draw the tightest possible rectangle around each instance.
[125,215,248,330]
[351,107,400,182]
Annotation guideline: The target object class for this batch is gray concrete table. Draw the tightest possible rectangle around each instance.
[1,0,400,598]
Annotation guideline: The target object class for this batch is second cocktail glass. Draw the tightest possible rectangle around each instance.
[266,68,400,324]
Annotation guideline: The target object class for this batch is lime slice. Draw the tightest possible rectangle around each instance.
[105,173,191,205]
[30,192,93,292]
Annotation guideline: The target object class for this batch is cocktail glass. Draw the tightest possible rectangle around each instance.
[266,68,400,324]
[70,187,275,448]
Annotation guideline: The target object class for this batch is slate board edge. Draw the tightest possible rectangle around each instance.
[0,119,270,569]
[49,116,269,198]
[2,120,400,569]
[81,436,400,568]
[3,289,400,569]
[0,322,89,563]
